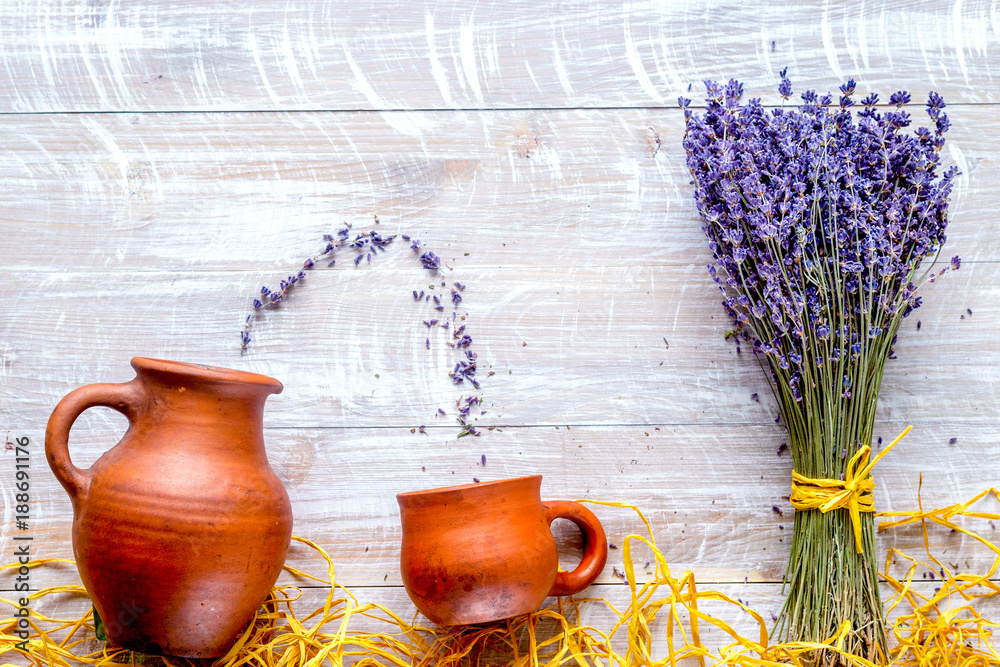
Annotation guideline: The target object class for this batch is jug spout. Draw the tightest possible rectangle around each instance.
[127,357,283,458]
[131,357,283,397]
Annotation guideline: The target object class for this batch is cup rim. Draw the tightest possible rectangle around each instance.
[396,474,541,500]
[131,357,284,392]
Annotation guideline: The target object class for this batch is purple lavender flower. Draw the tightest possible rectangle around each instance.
[241,229,488,438]
[421,251,441,270]
[684,78,957,406]
[684,80,961,656]
[777,68,792,99]
[889,90,912,107]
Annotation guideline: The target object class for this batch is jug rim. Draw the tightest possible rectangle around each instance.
[396,474,541,501]
[131,357,284,392]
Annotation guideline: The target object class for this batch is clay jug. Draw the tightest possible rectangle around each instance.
[397,475,608,626]
[45,357,293,657]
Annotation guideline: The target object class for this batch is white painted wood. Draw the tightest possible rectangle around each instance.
[0,108,991,273]
[2,424,997,590]
[0,1,997,112]
[0,0,997,659]
[0,264,992,429]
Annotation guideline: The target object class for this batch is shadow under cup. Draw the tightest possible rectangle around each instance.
[396,475,608,626]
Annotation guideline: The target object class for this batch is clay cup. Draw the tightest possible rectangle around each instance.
[397,475,608,626]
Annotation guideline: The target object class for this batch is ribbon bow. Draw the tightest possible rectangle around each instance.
[789,425,912,553]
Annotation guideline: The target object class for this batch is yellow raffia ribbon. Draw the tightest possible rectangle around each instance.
[790,425,913,553]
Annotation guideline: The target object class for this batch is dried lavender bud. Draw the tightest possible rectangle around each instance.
[777,68,792,98]
[420,251,440,270]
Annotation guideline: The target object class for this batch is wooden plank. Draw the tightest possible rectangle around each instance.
[5,581,998,667]
[0,263,992,429]
[0,108,992,273]
[0,1,998,112]
[0,263,1000,433]
[3,423,997,589]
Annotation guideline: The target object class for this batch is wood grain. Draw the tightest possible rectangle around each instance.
[1,0,998,660]
[0,0,998,113]
[0,262,994,429]
[3,422,998,589]
[0,108,992,273]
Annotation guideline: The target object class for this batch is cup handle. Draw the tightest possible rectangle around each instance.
[543,500,609,596]
[45,380,143,503]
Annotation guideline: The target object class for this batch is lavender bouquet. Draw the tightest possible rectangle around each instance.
[681,75,957,665]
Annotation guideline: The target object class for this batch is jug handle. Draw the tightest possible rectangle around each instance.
[543,501,609,597]
[45,380,143,502]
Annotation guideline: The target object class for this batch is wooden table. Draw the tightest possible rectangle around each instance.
[1,0,998,660]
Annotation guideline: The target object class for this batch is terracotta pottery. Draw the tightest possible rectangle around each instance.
[45,357,292,658]
[397,475,608,626]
